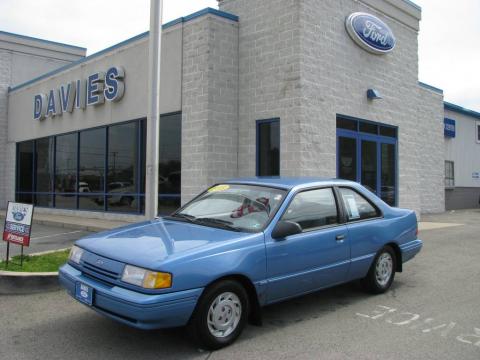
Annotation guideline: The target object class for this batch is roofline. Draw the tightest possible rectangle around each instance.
[402,0,421,11]
[418,81,444,95]
[8,7,238,93]
[444,101,480,120]
[0,30,86,51]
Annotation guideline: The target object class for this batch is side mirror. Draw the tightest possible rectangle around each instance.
[271,220,302,240]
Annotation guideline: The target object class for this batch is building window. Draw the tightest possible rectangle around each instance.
[257,119,280,176]
[445,161,455,188]
[35,137,54,207]
[158,112,182,215]
[79,128,106,211]
[55,133,78,209]
[16,141,34,204]
[336,115,398,206]
[476,122,480,143]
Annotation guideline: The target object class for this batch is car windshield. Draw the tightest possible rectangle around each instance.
[171,184,287,232]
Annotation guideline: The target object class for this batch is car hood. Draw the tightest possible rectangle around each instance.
[76,218,253,269]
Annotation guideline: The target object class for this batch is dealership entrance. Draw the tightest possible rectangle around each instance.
[336,116,398,206]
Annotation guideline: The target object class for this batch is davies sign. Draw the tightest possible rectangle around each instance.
[33,66,125,120]
[346,12,396,55]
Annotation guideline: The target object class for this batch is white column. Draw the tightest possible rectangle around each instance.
[145,0,163,219]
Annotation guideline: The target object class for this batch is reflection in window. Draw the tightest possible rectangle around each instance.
[55,133,78,209]
[445,161,454,188]
[338,137,356,181]
[107,122,139,212]
[16,141,34,204]
[381,143,396,206]
[158,113,181,215]
[35,138,54,207]
[257,119,280,176]
[282,188,339,231]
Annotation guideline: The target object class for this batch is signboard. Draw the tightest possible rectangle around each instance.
[444,118,456,138]
[473,172,480,180]
[3,202,34,247]
[33,66,125,120]
[345,12,396,55]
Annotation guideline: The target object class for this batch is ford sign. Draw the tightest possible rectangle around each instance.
[346,12,396,55]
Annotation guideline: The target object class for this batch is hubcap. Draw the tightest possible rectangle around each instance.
[375,252,393,287]
[207,292,242,338]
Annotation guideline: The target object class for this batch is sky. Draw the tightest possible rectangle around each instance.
[0,0,478,111]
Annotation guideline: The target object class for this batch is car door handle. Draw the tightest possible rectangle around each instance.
[336,234,346,242]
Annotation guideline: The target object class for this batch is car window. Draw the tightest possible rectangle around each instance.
[339,187,380,221]
[282,188,339,232]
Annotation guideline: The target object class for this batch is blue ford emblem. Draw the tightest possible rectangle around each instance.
[12,211,25,221]
[346,12,396,54]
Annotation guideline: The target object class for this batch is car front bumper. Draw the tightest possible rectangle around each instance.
[59,263,203,330]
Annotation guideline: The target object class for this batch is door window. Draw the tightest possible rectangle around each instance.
[282,188,339,231]
[339,188,380,221]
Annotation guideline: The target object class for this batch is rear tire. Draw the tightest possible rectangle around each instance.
[188,280,249,350]
[363,246,396,294]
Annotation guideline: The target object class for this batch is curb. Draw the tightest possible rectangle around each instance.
[0,270,60,295]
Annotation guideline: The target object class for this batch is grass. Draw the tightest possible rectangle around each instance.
[0,249,70,272]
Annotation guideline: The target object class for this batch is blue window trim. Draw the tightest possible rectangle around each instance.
[256,118,280,177]
[336,115,399,207]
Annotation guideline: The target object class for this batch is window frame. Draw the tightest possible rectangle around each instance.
[278,186,343,234]
[445,160,455,188]
[336,186,383,224]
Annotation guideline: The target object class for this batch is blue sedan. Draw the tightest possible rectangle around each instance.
[59,178,422,349]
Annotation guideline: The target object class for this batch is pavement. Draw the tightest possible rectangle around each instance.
[1,210,480,359]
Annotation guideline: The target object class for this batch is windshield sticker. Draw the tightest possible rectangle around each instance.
[344,194,360,219]
[208,184,230,193]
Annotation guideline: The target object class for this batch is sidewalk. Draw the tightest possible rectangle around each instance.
[0,212,132,232]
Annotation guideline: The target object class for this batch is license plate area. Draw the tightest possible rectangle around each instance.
[75,282,94,306]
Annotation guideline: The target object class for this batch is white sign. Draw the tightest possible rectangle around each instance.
[344,194,360,219]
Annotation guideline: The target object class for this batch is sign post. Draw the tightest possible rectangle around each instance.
[2,202,34,268]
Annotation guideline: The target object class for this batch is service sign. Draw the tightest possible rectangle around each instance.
[346,12,396,55]
[3,202,34,246]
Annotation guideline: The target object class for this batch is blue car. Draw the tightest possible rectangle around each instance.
[59,178,422,349]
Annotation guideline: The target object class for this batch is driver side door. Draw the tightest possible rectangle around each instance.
[265,187,350,303]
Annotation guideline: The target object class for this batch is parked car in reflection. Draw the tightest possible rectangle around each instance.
[59,178,422,350]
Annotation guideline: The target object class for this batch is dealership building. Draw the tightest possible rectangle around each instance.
[0,0,479,221]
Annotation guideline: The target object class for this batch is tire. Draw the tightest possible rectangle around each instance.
[188,280,249,350]
[363,245,396,294]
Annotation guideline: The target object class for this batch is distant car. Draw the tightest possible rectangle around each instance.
[59,178,422,349]
[78,182,90,193]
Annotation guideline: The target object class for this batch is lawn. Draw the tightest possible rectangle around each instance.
[0,249,70,272]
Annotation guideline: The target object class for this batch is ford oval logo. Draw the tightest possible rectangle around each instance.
[96,259,104,266]
[346,12,396,54]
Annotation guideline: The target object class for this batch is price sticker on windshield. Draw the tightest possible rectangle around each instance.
[208,184,230,192]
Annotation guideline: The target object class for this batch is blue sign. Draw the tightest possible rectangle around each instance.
[346,12,396,54]
[444,118,456,138]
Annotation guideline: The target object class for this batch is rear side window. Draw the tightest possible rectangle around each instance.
[282,188,339,231]
[339,188,380,221]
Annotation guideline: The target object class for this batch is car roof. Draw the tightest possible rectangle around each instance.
[223,177,358,190]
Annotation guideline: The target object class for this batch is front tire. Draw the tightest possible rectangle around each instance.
[188,280,249,350]
[363,246,396,294]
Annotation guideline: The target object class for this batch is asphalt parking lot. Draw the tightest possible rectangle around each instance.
[0,223,91,259]
[1,210,479,360]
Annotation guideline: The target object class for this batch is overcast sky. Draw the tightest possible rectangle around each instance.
[0,0,478,111]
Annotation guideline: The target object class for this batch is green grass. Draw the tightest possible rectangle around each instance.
[0,249,70,272]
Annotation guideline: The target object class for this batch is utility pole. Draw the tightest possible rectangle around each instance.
[145,0,163,219]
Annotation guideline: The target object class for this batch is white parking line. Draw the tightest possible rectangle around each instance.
[30,230,85,241]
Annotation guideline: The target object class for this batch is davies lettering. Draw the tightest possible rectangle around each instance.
[346,13,396,55]
[34,66,125,121]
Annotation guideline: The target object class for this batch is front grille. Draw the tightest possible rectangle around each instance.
[82,261,119,280]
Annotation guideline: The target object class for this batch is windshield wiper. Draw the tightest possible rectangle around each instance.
[196,217,242,232]
[164,213,197,223]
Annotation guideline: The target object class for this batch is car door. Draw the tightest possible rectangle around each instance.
[337,186,385,281]
[265,187,350,303]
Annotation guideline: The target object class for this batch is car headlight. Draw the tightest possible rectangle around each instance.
[121,265,172,289]
[69,246,84,264]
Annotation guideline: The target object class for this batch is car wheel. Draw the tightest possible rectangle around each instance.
[188,280,249,350]
[363,246,396,294]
